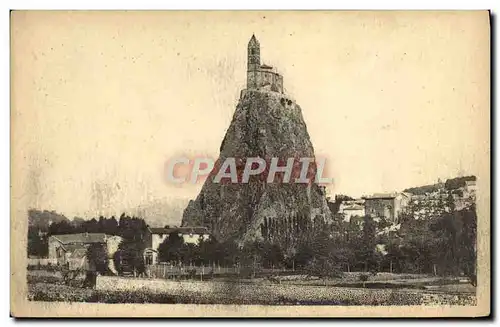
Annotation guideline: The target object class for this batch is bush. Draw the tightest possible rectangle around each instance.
[186,268,197,279]
[27,264,62,272]
[358,274,370,288]
[359,274,370,282]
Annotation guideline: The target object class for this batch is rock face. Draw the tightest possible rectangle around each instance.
[181,89,332,246]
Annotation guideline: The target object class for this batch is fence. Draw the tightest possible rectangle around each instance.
[144,263,296,279]
[144,264,239,279]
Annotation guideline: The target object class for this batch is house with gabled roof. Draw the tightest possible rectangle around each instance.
[363,192,411,224]
[47,232,122,273]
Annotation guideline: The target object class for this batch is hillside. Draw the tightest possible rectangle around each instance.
[403,175,476,195]
[28,197,188,231]
[28,209,70,230]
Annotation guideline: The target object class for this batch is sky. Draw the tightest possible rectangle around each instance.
[11,11,490,220]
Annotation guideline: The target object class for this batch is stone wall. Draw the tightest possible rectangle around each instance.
[247,69,284,93]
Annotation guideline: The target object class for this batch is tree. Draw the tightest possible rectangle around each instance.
[114,240,145,276]
[460,205,477,285]
[293,242,314,268]
[383,237,404,273]
[333,246,355,273]
[98,216,119,235]
[27,230,48,257]
[197,236,219,265]
[429,205,477,282]
[219,240,241,266]
[158,232,185,264]
[180,243,199,266]
[48,220,74,235]
[357,215,377,272]
[262,242,284,268]
[305,235,344,285]
[306,255,342,286]
[71,217,86,231]
[240,241,265,277]
[86,243,109,274]
[83,218,100,233]
[335,194,355,202]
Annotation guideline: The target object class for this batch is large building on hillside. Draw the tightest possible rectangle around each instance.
[363,193,411,224]
[246,34,284,93]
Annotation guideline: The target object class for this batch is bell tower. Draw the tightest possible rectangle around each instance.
[247,35,260,88]
[247,34,260,71]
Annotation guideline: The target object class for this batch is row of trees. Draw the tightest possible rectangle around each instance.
[30,199,477,284]
[157,233,285,269]
[28,213,149,257]
[46,214,148,238]
[140,204,477,284]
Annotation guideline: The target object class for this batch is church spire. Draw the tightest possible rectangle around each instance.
[247,34,260,72]
[249,34,259,47]
[245,35,283,93]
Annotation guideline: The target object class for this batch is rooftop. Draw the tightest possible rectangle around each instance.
[343,204,365,211]
[363,192,410,200]
[69,248,87,259]
[49,233,117,244]
[149,226,210,235]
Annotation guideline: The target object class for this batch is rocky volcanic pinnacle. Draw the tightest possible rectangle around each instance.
[181,89,332,245]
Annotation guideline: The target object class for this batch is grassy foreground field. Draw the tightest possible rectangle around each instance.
[27,271,477,306]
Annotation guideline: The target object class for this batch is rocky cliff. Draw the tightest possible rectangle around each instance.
[181,89,332,246]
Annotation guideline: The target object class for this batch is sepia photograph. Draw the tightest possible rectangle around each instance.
[10,10,490,317]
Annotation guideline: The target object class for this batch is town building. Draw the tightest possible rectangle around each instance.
[463,180,477,198]
[338,199,366,222]
[143,226,211,265]
[453,180,477,211]
[363,193,411,224]
[47,233,122,272]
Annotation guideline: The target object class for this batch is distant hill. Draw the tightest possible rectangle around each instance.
[403,175,476,195]
[28,197,190,230]
[28,209,70,230]
[128,198,189,227]
[403,183,442,195]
